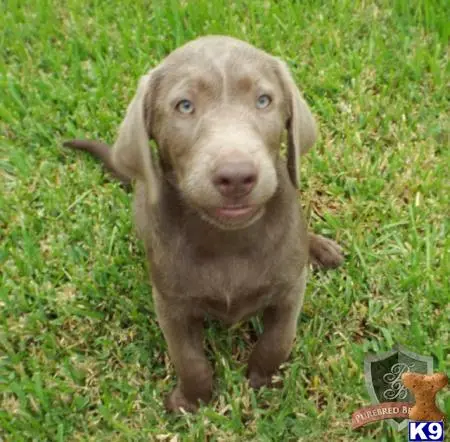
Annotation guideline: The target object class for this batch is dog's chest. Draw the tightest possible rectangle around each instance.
[151,231,304,324]
[192,254,289,322]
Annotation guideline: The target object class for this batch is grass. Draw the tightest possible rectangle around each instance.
[1,0,449,440]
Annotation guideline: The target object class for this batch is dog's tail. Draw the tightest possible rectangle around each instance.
[63,139,132,189]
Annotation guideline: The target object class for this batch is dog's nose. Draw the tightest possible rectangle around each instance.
[213,161,258,198]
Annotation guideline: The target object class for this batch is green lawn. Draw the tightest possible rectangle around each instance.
[1,0,449,440]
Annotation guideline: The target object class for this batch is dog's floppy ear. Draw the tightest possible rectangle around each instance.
[275,60,317,188]
[112,71,160,203]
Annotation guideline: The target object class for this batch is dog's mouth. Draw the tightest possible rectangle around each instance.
[215,204,257,219]
[199,204,265,230]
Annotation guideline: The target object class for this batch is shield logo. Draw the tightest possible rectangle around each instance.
[364,344,433,430]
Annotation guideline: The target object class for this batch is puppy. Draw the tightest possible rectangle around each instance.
[64,35,343,412]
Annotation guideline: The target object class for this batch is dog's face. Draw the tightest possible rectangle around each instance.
[151,41,286,228]
[112,36,317,230]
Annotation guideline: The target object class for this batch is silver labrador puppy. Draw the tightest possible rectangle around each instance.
[64,35,343,412]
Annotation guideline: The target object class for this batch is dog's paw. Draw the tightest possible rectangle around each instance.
[309,233,344,270]
[164,386,199,413]
[248,370,273,389]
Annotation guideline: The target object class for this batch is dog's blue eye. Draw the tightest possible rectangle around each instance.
[176,99,194,114]
[256,94,271,109]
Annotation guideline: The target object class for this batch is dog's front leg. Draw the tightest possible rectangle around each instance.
[153,289,213,413]
[247,268,307,388]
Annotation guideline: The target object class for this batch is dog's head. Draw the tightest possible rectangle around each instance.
[113,36,317,230]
